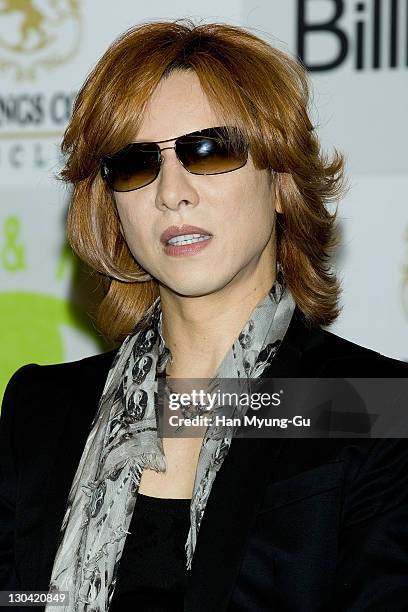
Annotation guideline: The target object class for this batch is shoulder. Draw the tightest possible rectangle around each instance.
[293,307,408,376]
[282,307,408,377]
[317,327,408,376]
[1,348,119,424]
[5,348,118,390]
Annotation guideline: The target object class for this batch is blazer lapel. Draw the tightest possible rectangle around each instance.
[184,306,324,611]
[184,435,285,611]
[33,351,118,591]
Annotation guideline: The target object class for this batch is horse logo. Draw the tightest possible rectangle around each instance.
[0,0,81,79]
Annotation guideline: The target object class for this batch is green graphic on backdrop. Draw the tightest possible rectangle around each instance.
[0,230,109,409]
[0,290,102,407]
[2,215,26,271]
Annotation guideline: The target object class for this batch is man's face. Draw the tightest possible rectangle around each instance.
[114,70,279,297]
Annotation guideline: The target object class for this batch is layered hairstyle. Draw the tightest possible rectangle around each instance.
[61,19,347,343]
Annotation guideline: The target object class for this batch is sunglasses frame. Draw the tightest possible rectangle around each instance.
[101,126,249,193]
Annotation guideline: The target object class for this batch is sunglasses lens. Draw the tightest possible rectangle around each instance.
[102,128,248,192]
[177,128,248,175]
[103,144,160,192]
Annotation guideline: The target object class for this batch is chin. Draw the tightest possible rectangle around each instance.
[159,276,227,298]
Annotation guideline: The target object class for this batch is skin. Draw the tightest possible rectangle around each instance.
[114,69,282,379]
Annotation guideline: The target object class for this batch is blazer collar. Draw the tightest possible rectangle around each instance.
[184,306,325,611]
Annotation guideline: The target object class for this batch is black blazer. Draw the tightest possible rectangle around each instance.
[1,306,408,611]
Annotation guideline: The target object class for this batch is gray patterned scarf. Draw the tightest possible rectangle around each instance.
[46,266,296,611]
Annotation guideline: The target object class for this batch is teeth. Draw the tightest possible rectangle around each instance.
[167,233,211,246]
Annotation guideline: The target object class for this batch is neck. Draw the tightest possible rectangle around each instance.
[160,256,277,378]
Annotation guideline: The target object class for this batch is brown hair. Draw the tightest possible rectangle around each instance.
[61,19,347,344]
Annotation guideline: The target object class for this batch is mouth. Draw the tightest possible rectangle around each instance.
[166,234,212,246]
[160,224,214,257]
[160,224,213,245]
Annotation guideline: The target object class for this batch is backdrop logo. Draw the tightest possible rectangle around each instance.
[402,225,408,321]
[0,0,81,80]
[297,0,407,71]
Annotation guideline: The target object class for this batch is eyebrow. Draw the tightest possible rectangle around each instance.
[133,134,179,144]
[132,126,225,144]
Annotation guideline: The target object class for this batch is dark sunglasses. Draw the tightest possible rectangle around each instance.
[101,126,248,192]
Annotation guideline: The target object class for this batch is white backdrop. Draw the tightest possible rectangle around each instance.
[1,0,407,399]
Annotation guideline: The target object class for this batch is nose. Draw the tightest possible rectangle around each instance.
[154,147,199,212]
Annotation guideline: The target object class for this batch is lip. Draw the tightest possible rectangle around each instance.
[160,224,213,245]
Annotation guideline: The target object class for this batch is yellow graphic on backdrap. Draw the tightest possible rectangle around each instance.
[0,0,81,79]
[0,218,108,408]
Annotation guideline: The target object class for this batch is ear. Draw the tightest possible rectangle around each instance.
[274,172,290,214]
[275,190,283,214]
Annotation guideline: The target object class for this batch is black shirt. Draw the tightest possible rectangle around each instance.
[109,493,191,612]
